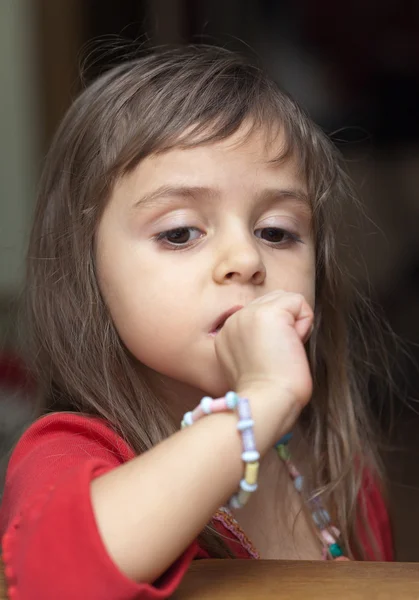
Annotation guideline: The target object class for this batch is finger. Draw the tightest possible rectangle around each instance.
[248,290,286,306]
[267,293,313,342]
[302,323,315,344]
[292,298,314,342]
[237,290,314,342]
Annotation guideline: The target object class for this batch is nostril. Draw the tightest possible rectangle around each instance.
[253,269,265,284]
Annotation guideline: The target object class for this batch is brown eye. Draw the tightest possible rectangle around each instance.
[255,227,301,246]
[260,228,286,243]
[166,228,192,244]
[157,227,203,247]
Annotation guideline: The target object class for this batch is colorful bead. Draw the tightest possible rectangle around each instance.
[242,450,260,463]
[329,543,343,558]
[244,462,259,485]
[276,444,291,461]
[313,509,331,527]
[320,525,340,545]
[330,526,340,538]
[200,396,213,414]
[237,418,254,431]
[229,495,242,509]
[242,428,256,451]
[240,479,258,493]
[320,529,337,545]
[287,463,300,478]
[308,495,322,508]
[237,489,252,505]
[294,475,304,492]
[225,391,239,409]
[275,432,293,446]
[191,406,203,421]
[182,411,193,427]
[237,397,252,420]
[211,398,228,413]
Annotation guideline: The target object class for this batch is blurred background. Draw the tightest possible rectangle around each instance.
[1,0,419,560]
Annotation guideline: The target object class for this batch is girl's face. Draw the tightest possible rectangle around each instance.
[96,126,315,405]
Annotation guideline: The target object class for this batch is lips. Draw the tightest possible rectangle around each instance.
[210,305,243,335]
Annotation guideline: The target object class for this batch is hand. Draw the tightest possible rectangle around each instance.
[214,290,314,452]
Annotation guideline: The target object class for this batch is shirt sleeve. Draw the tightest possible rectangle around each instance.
[0,413,200,599]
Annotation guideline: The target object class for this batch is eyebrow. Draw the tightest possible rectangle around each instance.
[132,184,310,213]
[133,185,218,210]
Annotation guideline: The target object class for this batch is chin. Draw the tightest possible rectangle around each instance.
[199,377,231,399]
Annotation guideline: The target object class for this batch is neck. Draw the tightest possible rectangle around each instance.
[141,367,206,424]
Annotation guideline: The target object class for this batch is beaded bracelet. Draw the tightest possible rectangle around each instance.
[181,391,260,509]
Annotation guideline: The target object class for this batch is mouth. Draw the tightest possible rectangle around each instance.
[209,305,243,336]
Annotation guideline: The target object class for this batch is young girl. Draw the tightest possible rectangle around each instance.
[0,45,393,599]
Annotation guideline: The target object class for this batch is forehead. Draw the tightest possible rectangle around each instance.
[122,124,305,193]
[175,120,297,166]
[108,125,310,221]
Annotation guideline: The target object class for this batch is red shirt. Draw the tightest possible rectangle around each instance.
[0,413,393,599]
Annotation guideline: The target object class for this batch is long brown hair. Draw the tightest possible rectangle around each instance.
[26,45,387,559]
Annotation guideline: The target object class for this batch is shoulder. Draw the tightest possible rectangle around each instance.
[0,412,135,534]
[7,412,135,471]
[9,413,134,468]
[2,412,135,505]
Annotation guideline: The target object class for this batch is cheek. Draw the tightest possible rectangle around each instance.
[97,260,194,364]
[269,256,316,308]
[294,248,316,308]
[301,274,316,311]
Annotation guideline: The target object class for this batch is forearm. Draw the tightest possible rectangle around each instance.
[90,410,243,584]
[90,382,294,584]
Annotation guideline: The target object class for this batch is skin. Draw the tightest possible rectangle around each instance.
[96,125,315,412]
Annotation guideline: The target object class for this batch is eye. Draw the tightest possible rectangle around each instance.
[156,227,203,247]
[255,227,301,246]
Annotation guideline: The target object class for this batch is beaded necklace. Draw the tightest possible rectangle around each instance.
[274,433,350,561]
[217,432,350,561]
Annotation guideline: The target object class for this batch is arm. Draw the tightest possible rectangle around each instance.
[0,414,204,600]
[91,386,286,583]
[0,391,286,599]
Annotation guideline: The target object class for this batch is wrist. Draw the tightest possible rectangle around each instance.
[235,384,298,455]
[181,391,262,510]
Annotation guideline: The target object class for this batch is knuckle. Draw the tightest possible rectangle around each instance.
[292,292,305,305]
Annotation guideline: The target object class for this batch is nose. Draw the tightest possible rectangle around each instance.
[212,233,266,285]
